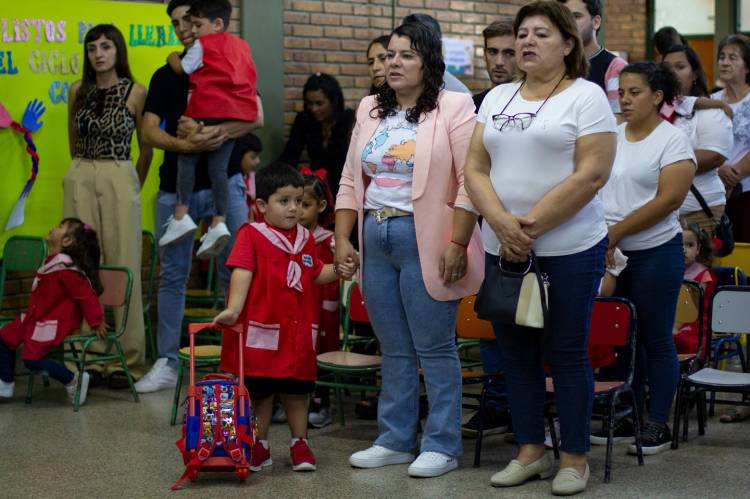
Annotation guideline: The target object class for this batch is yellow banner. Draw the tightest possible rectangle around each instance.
[0,0,179,249]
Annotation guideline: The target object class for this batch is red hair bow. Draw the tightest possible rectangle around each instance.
[299,166,327,181]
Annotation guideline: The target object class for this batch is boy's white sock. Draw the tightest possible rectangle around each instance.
[259,439,269,450]
[290,437,308,446]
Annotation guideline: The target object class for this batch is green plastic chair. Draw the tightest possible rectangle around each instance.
[27,265,140,411]
[141,230,158,361]
[316,282,382,425]
[0,236,48,326]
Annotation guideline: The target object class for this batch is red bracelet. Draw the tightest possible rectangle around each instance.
[451,239,468,248]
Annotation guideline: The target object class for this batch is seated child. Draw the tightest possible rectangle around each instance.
[160,0,258,259]
[0,218,106,405]
[673,223,716,355]
[298,168,338,428]
[213,164,355,472]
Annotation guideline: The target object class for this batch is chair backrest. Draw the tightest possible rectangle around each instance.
[710,286,750,336]
[141,230,157,306]
[98,266,133,336]
[348,283,370,323]
[588,298,637,383]
[0,236,48,311]
[456,295,495,340]
[713,266,748,287]
[675,280,701,325]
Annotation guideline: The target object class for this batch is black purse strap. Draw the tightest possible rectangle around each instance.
[689,184,714,219]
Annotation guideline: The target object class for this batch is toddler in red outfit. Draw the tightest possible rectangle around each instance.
[0,218,105,405]
[160,0,259,259]
[213,165,355,472]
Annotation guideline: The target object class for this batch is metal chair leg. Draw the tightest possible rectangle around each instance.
[671,381,683,450]
[473,383,488,468]
[631,392,644,466]
[604,396,616,483]
[25,372,35,405]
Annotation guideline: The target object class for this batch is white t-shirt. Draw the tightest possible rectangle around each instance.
[712,89,750,190]
[362,111,418,212]
[477,78,617,256]
[602,121,697,251]
[181,39,204,74]
[673,98,734,213]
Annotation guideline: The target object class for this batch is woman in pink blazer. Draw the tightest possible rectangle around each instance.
[334,22,483,478]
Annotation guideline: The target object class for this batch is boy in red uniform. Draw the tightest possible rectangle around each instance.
[160,0,259,259]
[213,164,355,472]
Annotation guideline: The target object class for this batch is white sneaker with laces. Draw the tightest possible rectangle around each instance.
[349,445,415,469]
[135,358,178,393]
[196,222,231,259]
[308,407,333,428]
[407,451,458,478]
[0,379,15,398]
[159,215,197,247]
[66,371,90,406]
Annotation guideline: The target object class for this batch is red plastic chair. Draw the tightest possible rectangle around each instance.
[546,297,643,483]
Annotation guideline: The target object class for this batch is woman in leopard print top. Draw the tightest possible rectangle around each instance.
[63,24,152,386]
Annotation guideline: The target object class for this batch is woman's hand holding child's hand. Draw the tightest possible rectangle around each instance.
[337,258,357,280]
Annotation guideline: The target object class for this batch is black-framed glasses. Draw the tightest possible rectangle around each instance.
[491,112,536,132]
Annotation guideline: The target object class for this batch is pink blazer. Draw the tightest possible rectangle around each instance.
[336,90,484,301]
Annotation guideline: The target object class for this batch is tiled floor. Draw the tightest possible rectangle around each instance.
[3,377,749,499]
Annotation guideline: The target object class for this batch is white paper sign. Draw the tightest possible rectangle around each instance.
[443,37,474,76]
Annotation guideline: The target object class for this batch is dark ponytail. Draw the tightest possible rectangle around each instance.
[60,218,103,295]
[302,171,335,228]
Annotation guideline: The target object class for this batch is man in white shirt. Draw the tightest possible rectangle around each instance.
[402,13,471,94]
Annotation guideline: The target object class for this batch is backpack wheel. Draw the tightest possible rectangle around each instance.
[236,468,248,481]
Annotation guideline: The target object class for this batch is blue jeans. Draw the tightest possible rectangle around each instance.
[362,214,462,456]
[491,237,606,453]
[616,234,683,423]
[177,139,235,217]
[0,337,74,384]
[155,173,248,369]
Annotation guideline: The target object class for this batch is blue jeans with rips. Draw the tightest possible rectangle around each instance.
[362,214,462,457]
[155,173,248,369]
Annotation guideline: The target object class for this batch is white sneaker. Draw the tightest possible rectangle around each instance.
[66,371,90,406]
[407,451,458,478]
[308,407,333,428]
[349,445,415,469]
[0,379,14,398]
[196,222,231,259]
[135,358,178,393]
[159,215,197,247]
[271,403,288,423]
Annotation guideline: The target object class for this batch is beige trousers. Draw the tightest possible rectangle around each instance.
[63,158,145,378]
[680,205,725,237]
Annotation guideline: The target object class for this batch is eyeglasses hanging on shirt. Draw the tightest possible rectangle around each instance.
[491,74,566,132]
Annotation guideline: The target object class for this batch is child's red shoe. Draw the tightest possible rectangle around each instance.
[250,441,272,472]
[290,439,317,471]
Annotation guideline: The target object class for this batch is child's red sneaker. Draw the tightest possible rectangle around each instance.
[250,441,272,471]
[290,439,317,471]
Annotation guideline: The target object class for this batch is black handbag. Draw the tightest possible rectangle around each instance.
[474,251,549,329]
[689,185,734,257]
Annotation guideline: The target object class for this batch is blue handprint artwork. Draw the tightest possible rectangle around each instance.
[0,98,45,230]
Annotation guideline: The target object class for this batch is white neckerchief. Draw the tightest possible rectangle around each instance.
[251,222,310,292]
[32,253,82,291]
[312,225,333,244]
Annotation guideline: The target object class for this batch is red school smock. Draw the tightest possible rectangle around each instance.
[0,254,103,361]
[312,226,339,353]
[185,32,258,122]
[219,222,324,381]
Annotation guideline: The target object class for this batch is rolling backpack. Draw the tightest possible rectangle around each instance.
[171,323,255,490]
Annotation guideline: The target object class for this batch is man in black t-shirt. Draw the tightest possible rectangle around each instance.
[136,0,262,393]
[473,20,516,112]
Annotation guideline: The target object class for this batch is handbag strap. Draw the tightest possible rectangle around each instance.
[529,252,551,332]
[689,184,714,219]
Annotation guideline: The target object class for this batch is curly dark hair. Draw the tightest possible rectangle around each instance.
[61,218,103,295]
[620,61,680,109]
[372,22,445,124]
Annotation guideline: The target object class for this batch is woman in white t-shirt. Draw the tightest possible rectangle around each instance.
[464,2,616,494]
[601,62,696,456]
[662,45,733,234]
[712,34,750,242]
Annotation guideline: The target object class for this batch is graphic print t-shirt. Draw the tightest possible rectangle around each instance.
[361,110,418,212]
